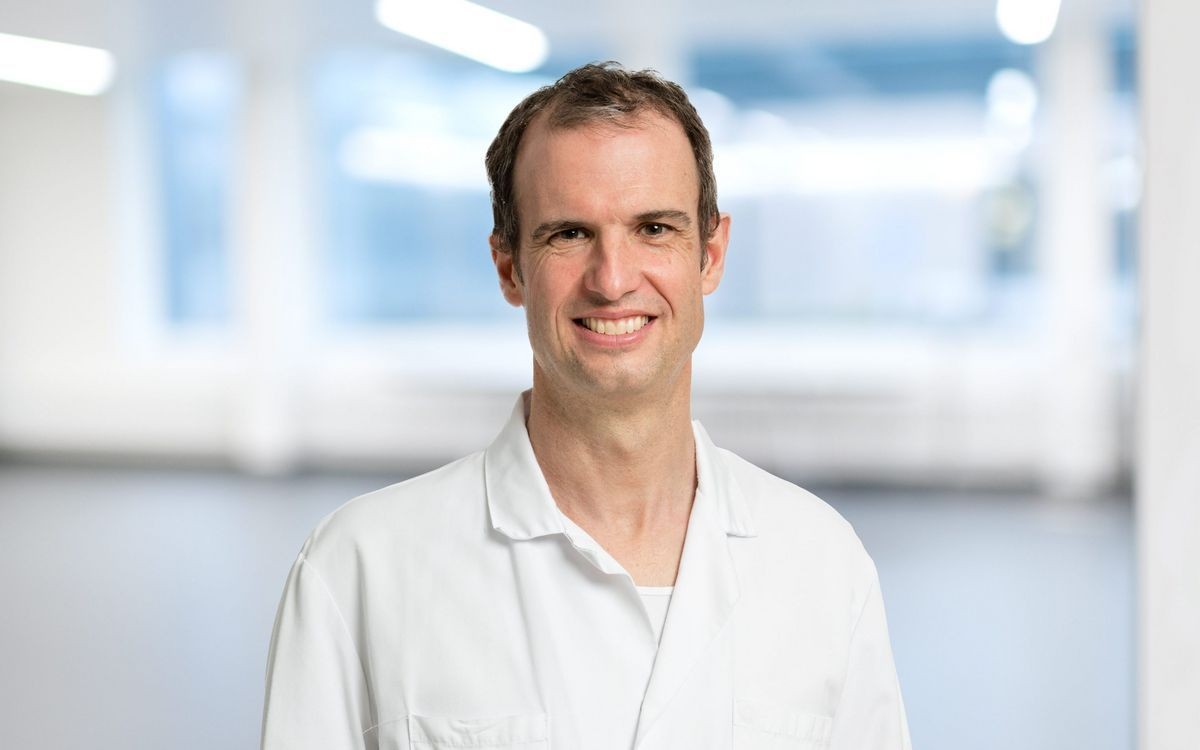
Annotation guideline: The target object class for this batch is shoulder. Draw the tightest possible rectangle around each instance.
[299,451,488,570]
[718,447,873,573]
[719,448,854,533]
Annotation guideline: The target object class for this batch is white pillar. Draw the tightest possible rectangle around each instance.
[1034,5,1117,497]
[227,3,318,474]
[1139,0,1200,747]
[606,0,689,84]
[109,0,161,351]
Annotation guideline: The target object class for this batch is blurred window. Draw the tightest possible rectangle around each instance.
[1111,28,1139,340]
[313,34,1136,329]
[694,39,1041,326]
[156,52,240,325]
[313,53,540,324]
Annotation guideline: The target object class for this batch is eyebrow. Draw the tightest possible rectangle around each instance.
[635,210,692,228]
[529,219,582,243]
[528,210,693,243]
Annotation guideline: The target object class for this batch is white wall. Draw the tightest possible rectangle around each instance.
[1138,0,1200,747]
[0,76,235,460]
[0,85,117,366]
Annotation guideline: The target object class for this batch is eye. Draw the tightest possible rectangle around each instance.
[551,227,587,244]
[642,223,671,237]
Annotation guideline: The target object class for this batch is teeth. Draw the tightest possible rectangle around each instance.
[581,315,649,335]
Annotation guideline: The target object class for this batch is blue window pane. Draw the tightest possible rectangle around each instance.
[156,52,239,325]
[689,38,1137,328]
[314,52,542,323]
[312,34,1135,330]
[695,38,1034,103]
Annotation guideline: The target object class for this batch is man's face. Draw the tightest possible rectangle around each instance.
[491,111,729,401]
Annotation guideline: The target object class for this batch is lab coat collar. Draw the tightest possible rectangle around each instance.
[692,419,758,539]
[483,391,758,542]
[483,392,564,541]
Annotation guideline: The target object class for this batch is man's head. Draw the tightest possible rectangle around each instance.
[485,62,719,278]
[485,62,729,402]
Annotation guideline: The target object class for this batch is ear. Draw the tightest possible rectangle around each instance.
[700,212,731,295]
[490,234,525,307]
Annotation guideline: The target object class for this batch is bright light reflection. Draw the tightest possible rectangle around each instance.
[996,0,1062,45]
[985,68,1038,153]
[374,0,549,73]
[0,31,116,95]
[987,68,1038,127]
[340,127,489,190]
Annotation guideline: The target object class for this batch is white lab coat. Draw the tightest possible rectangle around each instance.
[261,394,911,750]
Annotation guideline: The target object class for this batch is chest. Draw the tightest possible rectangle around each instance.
[361,534,851,750]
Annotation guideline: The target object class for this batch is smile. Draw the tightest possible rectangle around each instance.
[576,315,652,336]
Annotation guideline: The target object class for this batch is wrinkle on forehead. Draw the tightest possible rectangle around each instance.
[513,112,699,226]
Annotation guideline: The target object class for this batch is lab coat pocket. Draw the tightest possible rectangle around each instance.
[733,698,832,749]
[406,712,549,749]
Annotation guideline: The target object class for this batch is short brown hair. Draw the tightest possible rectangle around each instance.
[484,62,718,274]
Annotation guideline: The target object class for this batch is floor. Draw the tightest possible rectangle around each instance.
[0,464,1133,750]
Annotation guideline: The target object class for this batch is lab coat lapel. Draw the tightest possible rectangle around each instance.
[634,423,756,746]
[484,393,564,541]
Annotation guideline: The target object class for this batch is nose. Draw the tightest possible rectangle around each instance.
[582,229,640,302]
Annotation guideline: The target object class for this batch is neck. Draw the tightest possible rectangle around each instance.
[525,366,697,535]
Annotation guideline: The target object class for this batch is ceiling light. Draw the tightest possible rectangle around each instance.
[0,31,116,95]
[996,0,1062,45]
[375,0,549,74]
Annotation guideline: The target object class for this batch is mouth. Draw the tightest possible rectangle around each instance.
[573,315,655,336]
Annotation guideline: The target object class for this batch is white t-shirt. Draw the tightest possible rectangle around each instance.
[637,586,674,645]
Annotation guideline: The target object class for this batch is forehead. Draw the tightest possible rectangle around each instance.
[511,110,699,225]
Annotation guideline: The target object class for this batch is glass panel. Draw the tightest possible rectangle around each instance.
[311,33,1137,334]
[313,52,543,323]
[695,40,1039,326]
[155,51,240,325]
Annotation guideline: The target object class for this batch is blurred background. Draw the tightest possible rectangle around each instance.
[0,0,1146,748]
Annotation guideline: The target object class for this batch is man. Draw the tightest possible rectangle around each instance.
[261,63,910,750]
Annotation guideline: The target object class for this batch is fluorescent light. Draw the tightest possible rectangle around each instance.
[996,0,1062,45]
[375,0,549,74]
[0,32,116,95]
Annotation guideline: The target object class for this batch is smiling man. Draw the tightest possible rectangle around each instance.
[261,63,911,750]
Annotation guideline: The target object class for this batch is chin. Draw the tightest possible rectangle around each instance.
[577,365,671,399]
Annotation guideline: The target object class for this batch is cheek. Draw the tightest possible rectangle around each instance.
[529,261,577,303]
[648,257,704,310]
[522,271,569,330]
